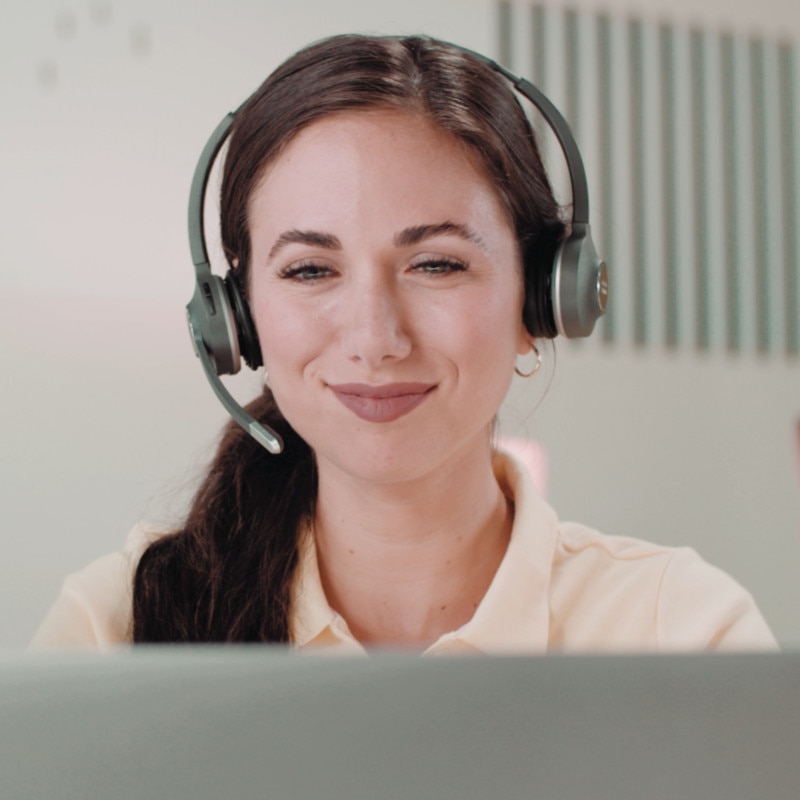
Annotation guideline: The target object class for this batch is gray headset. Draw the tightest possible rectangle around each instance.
[186,44,609,455]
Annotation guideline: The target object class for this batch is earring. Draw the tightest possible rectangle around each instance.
[514,342,542,378]
[262,369,270,390]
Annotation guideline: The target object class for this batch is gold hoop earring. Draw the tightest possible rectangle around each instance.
[514,343,542,378]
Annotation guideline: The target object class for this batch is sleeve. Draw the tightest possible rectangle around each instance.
[655,547,778,651]
[29,552,134,649]
[29,525,157,650]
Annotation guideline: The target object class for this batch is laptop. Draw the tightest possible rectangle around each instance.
[1,649,797,799]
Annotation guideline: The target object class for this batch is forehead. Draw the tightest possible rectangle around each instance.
[248,109,512,236]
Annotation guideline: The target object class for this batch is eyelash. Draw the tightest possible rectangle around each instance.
[277,256,468,282]
[277,260,335,282]
[409,256,468,276]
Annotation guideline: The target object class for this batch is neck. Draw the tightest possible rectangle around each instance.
[312,443,512,649]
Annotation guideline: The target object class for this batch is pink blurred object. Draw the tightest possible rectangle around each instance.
[497,436,548,498]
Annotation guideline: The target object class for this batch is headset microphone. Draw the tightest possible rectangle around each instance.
[187,313,283,454]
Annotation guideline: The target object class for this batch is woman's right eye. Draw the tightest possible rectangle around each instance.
[277,261,335,282]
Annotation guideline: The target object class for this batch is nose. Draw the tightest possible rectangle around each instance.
[339,273,412,368]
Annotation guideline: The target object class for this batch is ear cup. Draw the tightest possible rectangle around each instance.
[186,272,241,375]
[186,270,263,376]
[224,270,263,370]
[550,224,608,338]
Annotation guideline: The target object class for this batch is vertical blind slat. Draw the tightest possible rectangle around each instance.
[496,2,796,359]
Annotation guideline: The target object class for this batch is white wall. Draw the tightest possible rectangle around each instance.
[500,341,800,646]
[0,0,494,648]
[1,0,797,647]
[530,0,800,39]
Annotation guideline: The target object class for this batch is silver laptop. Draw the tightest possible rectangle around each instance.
[1,650,797,799]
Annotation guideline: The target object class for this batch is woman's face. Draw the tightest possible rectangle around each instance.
[247,110,529,484]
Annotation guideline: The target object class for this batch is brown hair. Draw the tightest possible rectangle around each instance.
[133,34,565,643]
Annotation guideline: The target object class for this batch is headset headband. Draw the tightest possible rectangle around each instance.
[187,50,593,277]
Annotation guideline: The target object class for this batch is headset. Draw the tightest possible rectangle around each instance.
[186,42,609,456]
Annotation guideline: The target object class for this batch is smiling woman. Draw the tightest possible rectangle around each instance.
[249,110,526,489]
[32,34,776,652]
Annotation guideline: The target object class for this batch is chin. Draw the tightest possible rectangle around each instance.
[315,441,426,484]
[313,425,493,488]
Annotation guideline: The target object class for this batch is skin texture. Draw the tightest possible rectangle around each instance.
[247,110,533,647]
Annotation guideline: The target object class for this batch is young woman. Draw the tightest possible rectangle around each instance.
[32,34,775,652]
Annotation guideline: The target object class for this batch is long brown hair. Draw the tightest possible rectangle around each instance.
[133,34,565,642]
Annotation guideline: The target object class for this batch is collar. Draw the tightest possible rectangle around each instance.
[289,450,558,655]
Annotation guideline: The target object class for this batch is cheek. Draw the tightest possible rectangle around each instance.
[251,294,319,377]
[440,290,524,380]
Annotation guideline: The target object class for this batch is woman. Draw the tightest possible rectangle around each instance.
[32,34,775,652]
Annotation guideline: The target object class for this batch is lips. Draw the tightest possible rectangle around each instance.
[328,382,436,423]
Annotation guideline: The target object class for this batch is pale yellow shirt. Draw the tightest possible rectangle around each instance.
[31,452,777,652]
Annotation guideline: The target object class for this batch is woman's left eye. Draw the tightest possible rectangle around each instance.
[410,257,467,276]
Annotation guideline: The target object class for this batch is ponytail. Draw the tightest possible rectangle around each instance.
[132,391,316,642]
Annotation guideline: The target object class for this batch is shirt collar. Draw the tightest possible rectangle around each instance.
[290,525,365,653]
[289,450,558,655]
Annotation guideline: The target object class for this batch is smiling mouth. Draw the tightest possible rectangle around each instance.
[328,382,436,423]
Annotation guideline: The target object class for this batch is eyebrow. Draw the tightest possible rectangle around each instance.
[268,229,342,260]
[393,222,487,251]
[267,221,487,261]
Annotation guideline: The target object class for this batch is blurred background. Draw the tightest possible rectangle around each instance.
[1,0,798,648]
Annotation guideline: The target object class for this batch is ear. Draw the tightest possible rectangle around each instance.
[517,323,534,356]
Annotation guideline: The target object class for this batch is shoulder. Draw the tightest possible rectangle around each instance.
[550,521,777,651]
[495,448,776,652]
[29,524,164,650]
